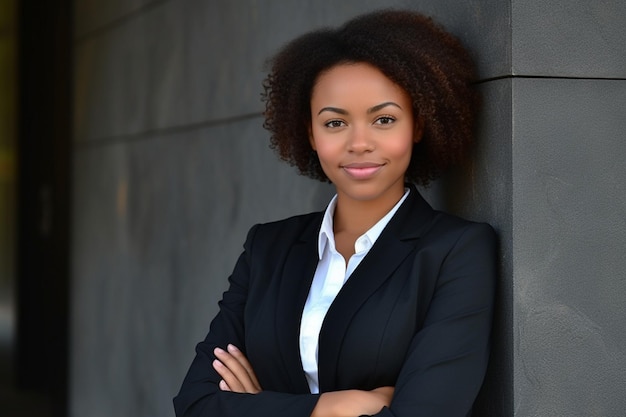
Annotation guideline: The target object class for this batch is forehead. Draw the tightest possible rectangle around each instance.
[311,62,410,107]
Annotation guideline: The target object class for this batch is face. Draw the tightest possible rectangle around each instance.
[309,62,421,205]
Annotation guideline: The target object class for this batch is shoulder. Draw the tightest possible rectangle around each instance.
[255,211,323,235]
[437,211,496,254]
[425,211,498,282]
[397,186,496,248]
[244,211,323,249]
[430,210,496,242]
[408,210,498,310]
[410,206,497,266]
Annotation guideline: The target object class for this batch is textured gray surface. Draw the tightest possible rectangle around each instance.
[512,0,626,77]
[512,78,626,416]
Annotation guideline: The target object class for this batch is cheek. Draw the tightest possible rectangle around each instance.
[387,132,415,161]
[310,132,340,164]
[313,143,338,168]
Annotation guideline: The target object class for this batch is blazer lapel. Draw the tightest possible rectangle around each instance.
[274,213,323,393]
[317,186,436,391]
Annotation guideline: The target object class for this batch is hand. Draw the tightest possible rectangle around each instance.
[368,386,394,408]
[212,344,262,394]
[311,386,394,417]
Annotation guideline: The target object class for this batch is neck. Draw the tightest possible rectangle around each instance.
[333,187,405,236]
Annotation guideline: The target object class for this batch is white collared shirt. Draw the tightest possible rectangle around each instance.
[298,188,410,393]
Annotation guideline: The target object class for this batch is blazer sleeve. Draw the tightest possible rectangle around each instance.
[369,222,497,417]
[173,224,320,417]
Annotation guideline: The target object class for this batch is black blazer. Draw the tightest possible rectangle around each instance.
[174,185,497,417]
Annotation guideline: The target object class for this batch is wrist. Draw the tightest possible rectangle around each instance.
[312,389,385,417]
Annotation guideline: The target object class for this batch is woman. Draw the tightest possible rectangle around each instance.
[174,9,496,417]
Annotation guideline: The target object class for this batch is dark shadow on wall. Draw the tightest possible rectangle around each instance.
[471,247,513,417]
[438,128,514,417]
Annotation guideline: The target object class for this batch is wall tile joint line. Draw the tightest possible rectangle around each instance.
[74,112,263,150]
[477,75,626,84]
[74,0,171,43]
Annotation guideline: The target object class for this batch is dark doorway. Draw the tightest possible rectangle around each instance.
[0,0,72,416]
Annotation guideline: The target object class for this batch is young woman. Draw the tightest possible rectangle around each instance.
[174,9,496,417]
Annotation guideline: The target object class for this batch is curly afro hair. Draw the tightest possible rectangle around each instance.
[262,9,480,186]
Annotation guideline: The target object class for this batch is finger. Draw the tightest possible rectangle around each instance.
[219,379,231,392]
[214,348,259,393]
[227,344,262,391]
[212,359,245,393]
[215,351,258,393]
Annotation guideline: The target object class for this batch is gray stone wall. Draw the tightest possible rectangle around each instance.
[70,1,626,416]
[509,2,626,414]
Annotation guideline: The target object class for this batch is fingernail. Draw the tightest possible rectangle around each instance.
[213,359,222,368]
[214,347,225,355]
[227,344,239,352]
[219,380,228,390]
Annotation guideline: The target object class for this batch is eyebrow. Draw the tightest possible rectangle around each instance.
[317,101,402,116]
[368,102,402,114]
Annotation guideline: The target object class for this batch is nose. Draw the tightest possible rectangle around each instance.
[347,125,374,153]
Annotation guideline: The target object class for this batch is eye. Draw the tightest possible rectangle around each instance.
[374,116,396,126]
[324,120,346,128]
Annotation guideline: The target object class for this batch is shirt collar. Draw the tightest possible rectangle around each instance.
[317,195,338,259]
[316,188,410,260]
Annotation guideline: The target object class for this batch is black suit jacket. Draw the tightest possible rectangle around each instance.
[174,186,497,417]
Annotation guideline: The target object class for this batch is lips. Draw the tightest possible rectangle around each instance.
[341,162,384,180]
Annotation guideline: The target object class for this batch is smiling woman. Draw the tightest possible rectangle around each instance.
[175,9,496,417]
[309,63,416,215]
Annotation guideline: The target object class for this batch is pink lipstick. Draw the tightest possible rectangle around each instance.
[341,162,384,180]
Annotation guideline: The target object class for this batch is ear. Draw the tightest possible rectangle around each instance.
[413,116,425,144]
[308,125,317,150]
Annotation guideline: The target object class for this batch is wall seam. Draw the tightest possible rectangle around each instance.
[74,0,172,43]
[73,112,264,149]
[477,75,626,84]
